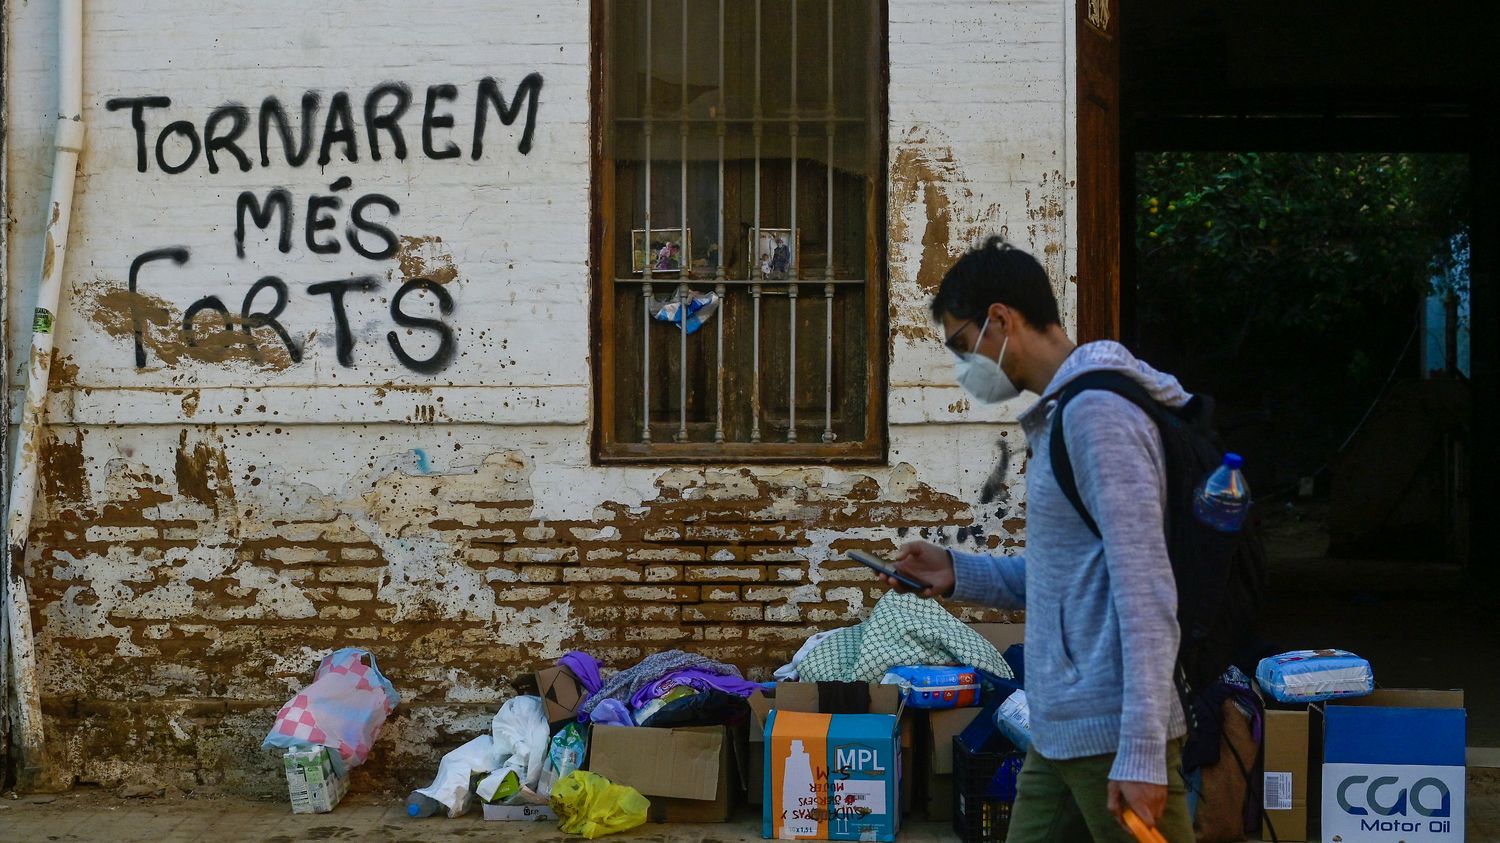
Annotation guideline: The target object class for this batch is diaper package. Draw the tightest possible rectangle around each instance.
[879,666,980,709]
[1255,649,1374,704]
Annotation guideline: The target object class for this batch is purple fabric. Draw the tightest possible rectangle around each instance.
[561,651,604,694]
[578,650,747,721]
[627,668,761,710]
[590,699,635,728]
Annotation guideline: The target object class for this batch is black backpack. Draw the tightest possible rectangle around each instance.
[1047,370,1268,702]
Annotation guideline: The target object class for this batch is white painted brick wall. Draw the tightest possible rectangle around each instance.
[4,0,1072,538]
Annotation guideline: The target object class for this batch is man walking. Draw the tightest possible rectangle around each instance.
[885,237,1196,842]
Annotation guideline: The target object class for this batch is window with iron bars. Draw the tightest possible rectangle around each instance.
[593,0,887,463]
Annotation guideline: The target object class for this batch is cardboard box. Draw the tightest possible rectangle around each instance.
[1321,703,1466,843]
[747,683,905,807]
[282,746,347,814]
[1258,689,1464,842]
[749,690,775,804]
[764,711,902,842]
[1261,709,1311,841]
[919,707,986,821]
[752,622,1019,814]
[482,802,557,822]
[536,664,585,725]
[775,682,903,714]
[587,724,735,823]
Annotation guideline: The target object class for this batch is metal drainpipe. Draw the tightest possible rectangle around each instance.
[3,0,85,790]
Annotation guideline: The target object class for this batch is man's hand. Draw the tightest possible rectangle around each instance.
[879,541,956,599]
[1107,780,1167,829]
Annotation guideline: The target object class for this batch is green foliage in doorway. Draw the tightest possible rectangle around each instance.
[1133,152,1469,490]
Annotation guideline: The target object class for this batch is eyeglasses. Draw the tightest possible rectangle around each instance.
[943,317,983,357]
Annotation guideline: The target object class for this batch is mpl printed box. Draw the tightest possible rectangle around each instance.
[764,711,901,842]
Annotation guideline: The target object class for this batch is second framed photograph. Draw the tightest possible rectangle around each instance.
[749,228,799,280]
[632,229,692,274]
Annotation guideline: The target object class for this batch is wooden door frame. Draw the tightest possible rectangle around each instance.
[1075,0,1124,343]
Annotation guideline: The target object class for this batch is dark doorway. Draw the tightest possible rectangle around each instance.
[1130,150,1491,743]
[1097,0,1500,746]
[1132,150,1470,560]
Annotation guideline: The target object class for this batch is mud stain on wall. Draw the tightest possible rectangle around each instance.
[173,431,235,514]
[41,430,89,505]
[918,181,954,293]
[78,282,297,369]
[888,128,1005,350]
[1023,170,1069,286]
[49,350,81,390]
[42,231,56,280]
[396,235,458,285]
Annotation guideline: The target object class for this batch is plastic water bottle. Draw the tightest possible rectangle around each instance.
[1193,453,1250,532]
[405,791,444,818]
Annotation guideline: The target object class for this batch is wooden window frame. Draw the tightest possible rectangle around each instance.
[589,0,890,466]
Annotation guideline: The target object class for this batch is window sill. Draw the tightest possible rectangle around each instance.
[594,439,885,465]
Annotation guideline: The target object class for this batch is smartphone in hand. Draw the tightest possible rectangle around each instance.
[847,550,933,592]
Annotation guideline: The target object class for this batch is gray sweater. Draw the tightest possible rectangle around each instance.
[950,341,1189,786]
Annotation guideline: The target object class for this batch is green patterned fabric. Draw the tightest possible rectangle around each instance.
[795,591,1015,682]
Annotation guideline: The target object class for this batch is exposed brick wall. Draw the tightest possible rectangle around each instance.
[25,434,1017,792]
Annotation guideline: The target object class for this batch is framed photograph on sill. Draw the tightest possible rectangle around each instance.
[632,228,692,274]
[750,228,799,280]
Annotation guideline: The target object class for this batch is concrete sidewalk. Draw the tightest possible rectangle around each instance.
[0,791,953,843]
[2,786,1497,842]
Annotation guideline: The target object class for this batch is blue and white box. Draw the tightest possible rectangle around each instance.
[1322,704,1466,843]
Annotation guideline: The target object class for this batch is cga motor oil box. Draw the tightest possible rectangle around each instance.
[764,710,902,842]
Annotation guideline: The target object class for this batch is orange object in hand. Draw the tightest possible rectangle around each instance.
[1122,807,1169,843]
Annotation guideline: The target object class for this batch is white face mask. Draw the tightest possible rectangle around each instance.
[953,315,1021,404]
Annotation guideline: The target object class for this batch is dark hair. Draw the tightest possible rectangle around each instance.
[929,236,1061,328]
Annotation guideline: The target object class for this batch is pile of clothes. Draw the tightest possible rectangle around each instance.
[574,649,760,728]
[407,648,763,826]
[774,592,1020,708]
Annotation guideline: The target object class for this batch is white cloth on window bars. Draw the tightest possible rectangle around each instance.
[651,291,720,335]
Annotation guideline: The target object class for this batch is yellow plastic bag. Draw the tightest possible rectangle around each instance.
[549,771,650,838]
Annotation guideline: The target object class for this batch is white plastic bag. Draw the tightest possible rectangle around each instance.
[475,695,550,804]
[995,690,1033,752]
[413,735,501,818]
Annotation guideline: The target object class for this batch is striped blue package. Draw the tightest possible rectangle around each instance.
[879,666,979,709]
[1256,649,1373,703]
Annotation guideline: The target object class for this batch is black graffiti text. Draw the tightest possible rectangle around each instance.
[105,73,544,175]
[131,247,456,373]
[236,184,399,261]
